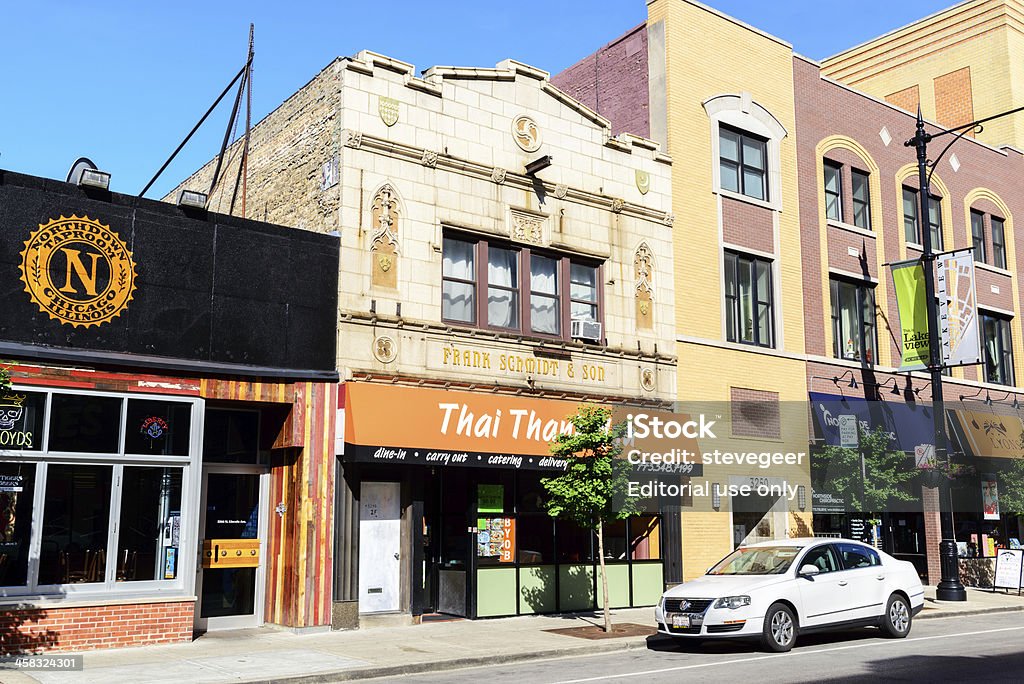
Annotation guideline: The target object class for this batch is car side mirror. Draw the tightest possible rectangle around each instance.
[798,564,820,577]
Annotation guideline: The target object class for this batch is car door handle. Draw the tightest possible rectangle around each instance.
[876,575,886,581]
[838,580,848,586]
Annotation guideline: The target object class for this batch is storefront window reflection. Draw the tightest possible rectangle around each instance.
[630,515,661,561]
[125,401,192,456]
[48,395,122,453]
[117,467,183,581]
[39,465,113,585]
[0,463,36,586]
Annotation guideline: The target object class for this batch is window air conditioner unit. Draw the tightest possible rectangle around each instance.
[570,318,602,342]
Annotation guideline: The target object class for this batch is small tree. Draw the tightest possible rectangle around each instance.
[542,404,639,633]
[998,457,1024,517]
[817,425,919,513]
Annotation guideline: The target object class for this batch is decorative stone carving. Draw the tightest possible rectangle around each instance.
[342,129,362,149]
[511,115,542,152]
[635,170,650,195]
[611,198,625,213]
[663,212,675,226]
[373,335,397,364]
[640,368,656,392]
[491,167,507,184]
[635,242,655,330]
[421,149,439,167]
[553,184,568,199]
[379,97,399,127]
[370,184,401,288]
[509,209,546,246]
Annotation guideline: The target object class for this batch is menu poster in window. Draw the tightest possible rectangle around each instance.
[994,549,1023,590]
[0,475,23,544]
[477,485,504,514]
[476,517,515,562]
[163,547,177,580]
[982,475,1000,520]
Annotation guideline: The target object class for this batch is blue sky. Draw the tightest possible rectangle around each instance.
[1,1,954,199]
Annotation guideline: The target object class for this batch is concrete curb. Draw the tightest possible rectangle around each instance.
[242,637,652,683]
[242,604,1024,683]
[918,604,1024,620]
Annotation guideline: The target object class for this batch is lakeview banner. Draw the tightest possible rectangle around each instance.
[937,248,982,367]
[891,259,930,371]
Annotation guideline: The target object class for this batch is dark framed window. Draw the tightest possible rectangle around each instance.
[719,125,767,201]
[442,237,476,324]
[823,161,842,221]
[831,278,877,364]
[971,210,987,264]
[38,464,113,585]
[851,169,871,230]
[724,251,774,348]
[992,217,1007,270]
[441,233,602,342]
[903,187,942,249]
[982,313,1015,386]
[48,394,122,454]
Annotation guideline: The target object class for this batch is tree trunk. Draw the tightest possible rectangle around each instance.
[597,518,611,633]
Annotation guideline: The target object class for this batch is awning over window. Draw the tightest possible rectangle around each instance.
[808,391,937,453]
[948,406,1024,460]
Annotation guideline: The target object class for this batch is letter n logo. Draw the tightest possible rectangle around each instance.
[58,248,101,295]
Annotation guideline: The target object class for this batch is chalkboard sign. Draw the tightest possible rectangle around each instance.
[994,549,1023,591]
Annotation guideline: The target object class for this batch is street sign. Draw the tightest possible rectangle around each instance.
[914,444,935,469]
[838,414,859,448]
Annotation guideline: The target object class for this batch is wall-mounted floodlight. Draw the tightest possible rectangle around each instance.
[78,168,111,190]
[178,189,208,210]
[524,155,553,176]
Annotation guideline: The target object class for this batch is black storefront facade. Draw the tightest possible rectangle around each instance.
[0,170,339,652]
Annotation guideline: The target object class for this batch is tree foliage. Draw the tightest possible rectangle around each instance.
[817,425,919,512]
[541,405,639,527]
[997,457,1024,516]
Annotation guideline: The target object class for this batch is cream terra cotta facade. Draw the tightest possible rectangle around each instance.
[168,50,676,411]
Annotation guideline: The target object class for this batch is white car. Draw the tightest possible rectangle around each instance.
[654,538,925,652]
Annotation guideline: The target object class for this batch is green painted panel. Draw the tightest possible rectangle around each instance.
[631,562,664,606]
[477,567,518,617]
[596,563,631,609]
[519,565,556,614]
[558,564,595,612]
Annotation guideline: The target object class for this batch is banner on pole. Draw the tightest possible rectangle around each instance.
[937,248,982,368]
[890,259,929,371]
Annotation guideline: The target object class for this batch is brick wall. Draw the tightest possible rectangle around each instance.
[0,601,193,654]
[934,67,975,135]
[551,24,650,138]
[730,387,781,439]
[885,85,920,113]
[721,196,774,254]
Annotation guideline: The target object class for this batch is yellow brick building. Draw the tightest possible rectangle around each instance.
[822,0,1024,149]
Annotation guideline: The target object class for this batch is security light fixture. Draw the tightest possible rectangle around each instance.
[797,485,806,511]
[178,189,208,210]
[78,168,111,190]
[524,155,553,176]
[711,483,721,511]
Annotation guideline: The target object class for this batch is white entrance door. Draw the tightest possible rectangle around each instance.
[359,481,401,613]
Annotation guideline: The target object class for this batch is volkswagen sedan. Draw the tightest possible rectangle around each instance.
[654,538,925,652]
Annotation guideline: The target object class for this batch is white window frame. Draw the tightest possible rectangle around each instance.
[0,386,202,601]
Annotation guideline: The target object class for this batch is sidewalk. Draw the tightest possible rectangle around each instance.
[4,587,1022,684]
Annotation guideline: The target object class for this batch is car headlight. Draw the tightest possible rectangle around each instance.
[713,595,751,610]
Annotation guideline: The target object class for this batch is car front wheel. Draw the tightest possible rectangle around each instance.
[880,594,912,638]
[762,602,797,652]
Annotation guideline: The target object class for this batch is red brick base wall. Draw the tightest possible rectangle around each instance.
[0,600,193,654]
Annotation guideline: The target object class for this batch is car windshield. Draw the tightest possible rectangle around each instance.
[707,546,801,575]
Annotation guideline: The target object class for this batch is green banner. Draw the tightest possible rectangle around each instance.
[891,259,929,371]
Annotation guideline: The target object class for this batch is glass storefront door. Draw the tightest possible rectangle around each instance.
[195,467,268,630]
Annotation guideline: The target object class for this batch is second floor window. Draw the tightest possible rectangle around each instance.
[831,278,877,364]
[982,313,1015,386]
[441,234,601,341]
[720,125,767,201]
[902,187,942,250]
[724,252,774,348]
[971,210,987,264]
[823,162,842,221]
[992,216,1007,269]
[851,169,871,230]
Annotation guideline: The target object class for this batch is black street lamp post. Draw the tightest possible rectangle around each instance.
[905,109,967,601]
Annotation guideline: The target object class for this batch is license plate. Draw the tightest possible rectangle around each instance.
[671,614,690,628]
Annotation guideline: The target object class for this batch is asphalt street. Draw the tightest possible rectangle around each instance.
[381,611,1024,684]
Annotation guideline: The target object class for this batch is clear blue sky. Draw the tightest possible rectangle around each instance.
[0,1,954,199]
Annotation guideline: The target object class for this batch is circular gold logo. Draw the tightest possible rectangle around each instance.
[19,215,137,328]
